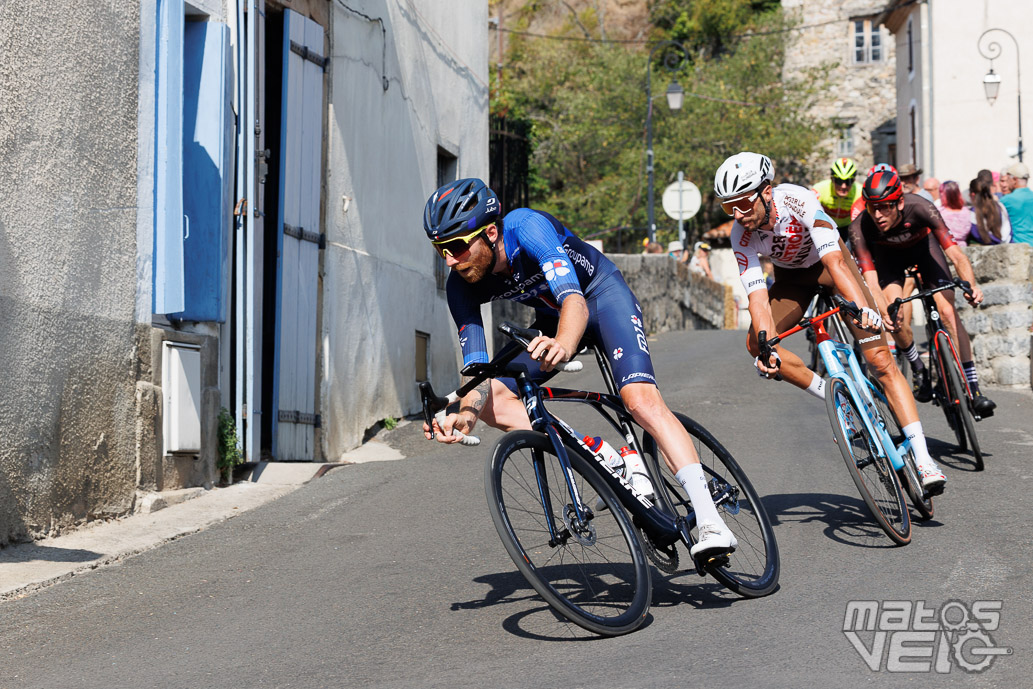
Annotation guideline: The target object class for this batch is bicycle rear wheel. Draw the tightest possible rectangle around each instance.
[485,430,651,636]
[826,378,912,545]
[869,380,933,520]
[643,413,780,597]
[938,332,983,471]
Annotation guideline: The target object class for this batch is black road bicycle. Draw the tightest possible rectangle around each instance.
[889,271,984,470]
[420,322,779,636]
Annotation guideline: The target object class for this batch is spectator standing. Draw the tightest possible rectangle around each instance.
[938,181,973,246]
[687,241,713,279]
[643,240,664,254]
[667,240,688,262]
[1002,162,1033,246]
[969,176,1012,244]
[899,163,935,202]
[923,177,941,204]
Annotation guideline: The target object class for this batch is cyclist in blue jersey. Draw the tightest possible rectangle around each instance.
[421,178,737,557]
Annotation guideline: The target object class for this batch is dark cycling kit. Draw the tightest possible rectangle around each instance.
[447,208,655,389]
[848,194,956,289]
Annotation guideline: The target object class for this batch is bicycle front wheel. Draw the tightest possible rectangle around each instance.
[826,378,912,545]
[485,430,651,636]
[643,413,780,597]
[870,381,934,520]
[938,332,983,471]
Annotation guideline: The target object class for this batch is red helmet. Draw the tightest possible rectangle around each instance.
[862,168,903,203]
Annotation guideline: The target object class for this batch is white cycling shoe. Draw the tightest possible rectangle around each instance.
[690,519,738,559]
[918,464,947,497]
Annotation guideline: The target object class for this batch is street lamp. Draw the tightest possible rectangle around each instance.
[978,28,1023,162]
[646,40,690,244]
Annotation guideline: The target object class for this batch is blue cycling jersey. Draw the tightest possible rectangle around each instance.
[448,208,616,363]
[446,208,655,389]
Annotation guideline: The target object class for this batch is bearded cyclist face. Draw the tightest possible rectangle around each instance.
[442,224,498,283]
[732,184,773,231]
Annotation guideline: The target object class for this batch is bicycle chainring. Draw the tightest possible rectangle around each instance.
[636,525,680,574]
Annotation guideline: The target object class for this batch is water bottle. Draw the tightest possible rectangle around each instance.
[583,435,626,478]
[620,446,655,498]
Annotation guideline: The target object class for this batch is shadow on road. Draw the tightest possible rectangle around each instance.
[761,491,934,548]
[928,435,987,472]
[2,545,104,563]
[451,565,748,641]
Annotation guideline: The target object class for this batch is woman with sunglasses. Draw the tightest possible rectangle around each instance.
[421,177,738,558]
[848,169,995,420]
[715,152,947,496]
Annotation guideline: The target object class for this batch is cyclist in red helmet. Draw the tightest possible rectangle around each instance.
[849,168,995,418]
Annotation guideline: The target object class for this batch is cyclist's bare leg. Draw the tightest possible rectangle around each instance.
[899,276,915,343]
[864,345,919,426]
[619,382,699,473]
[882,283,912,347]
[478,379,533,431]
[621,381,734,550]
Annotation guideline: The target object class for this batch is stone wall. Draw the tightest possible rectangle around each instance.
[611,255,732,333]
[957,244,1033,389]
[490,254,731,354]
[782,0,897,175]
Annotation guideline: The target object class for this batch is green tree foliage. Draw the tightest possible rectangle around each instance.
[495,1,828,247]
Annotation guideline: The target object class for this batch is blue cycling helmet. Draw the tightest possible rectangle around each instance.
[423,178,501,241]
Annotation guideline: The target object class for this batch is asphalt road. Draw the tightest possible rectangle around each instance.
[1,329,1031,689]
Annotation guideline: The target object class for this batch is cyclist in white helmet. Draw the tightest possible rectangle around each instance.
[715,152,946,495]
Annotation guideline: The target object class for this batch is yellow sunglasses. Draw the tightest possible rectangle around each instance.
[432,226,490,258]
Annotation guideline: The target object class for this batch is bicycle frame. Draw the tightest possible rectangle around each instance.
[508,347,694,550]
[910,275,974,403]
[424,335,701,553]
[767,304,912,474]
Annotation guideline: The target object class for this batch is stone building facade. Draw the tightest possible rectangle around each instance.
[782,0,898,180]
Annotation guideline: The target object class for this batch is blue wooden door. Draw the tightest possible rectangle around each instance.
[273,10,324,460]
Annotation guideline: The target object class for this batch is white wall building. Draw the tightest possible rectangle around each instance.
[882,0,1033,183]
[322,2,490,456]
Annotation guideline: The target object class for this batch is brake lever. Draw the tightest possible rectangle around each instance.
[888,298,902,325]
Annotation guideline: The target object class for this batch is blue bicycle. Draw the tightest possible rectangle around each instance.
[759,294,931,546]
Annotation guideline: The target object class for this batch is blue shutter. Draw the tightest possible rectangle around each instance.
[174,21,233,322]
[154,0,185,314]
[272,10,325,460]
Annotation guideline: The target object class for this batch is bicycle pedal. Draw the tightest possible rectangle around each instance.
[699,553,731,568]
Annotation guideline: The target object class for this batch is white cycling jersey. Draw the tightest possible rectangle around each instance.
[731,183,841,295]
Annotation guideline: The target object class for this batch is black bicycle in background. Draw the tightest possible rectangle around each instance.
[889,270,984,470]
[420,322,779,636]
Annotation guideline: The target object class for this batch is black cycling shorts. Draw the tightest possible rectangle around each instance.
[869,232,953,290]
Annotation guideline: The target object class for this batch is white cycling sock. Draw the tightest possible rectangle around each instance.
[902,421,936,469]
[805,372,826,400]
[676,463,723,526]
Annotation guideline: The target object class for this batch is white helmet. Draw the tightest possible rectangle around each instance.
[714,152,774,199]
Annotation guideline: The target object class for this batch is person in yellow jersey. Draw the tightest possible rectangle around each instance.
[812,157,863,242]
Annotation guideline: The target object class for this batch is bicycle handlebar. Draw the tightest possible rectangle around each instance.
[495,322,584,374]
[887,277,972,323]
[756,295,861,381]
[418,321,585,446]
